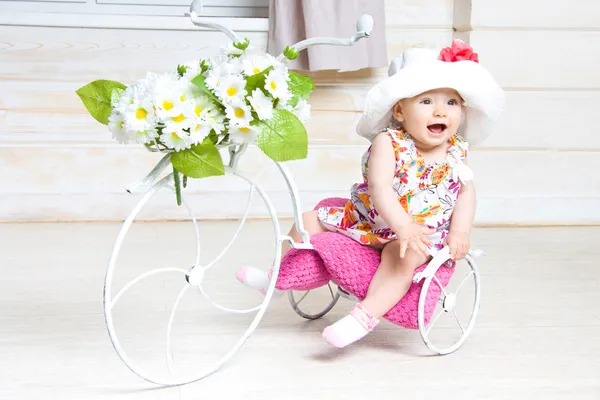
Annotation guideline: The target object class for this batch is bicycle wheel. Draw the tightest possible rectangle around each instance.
[417,254,481,355]
[103,169,283,386]
[288,283,341,320]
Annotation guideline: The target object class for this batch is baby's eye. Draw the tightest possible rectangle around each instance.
[448,99,459,105]
[421,99,432,105]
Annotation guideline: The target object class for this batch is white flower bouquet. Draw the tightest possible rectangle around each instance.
[76,39,314,203]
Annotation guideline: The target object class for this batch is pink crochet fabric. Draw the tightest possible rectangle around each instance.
[275,197,455,329]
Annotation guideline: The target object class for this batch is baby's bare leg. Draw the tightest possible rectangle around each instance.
[282,210,328,255]
[361,240,430,318]
[322,240,429,348]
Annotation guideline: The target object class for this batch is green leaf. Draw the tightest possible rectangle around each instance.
[76,80,126,125]
[283,46,299,60]
[173,166,182,206]
[191,74,222,106]
[287,72,315,107]
[170,136,225,179]
[208,130,219,145]
[244,66,273,94]
[232,37,250,51]
[177,64,188,77]
[255,109,308,162]
[200,59,210,74]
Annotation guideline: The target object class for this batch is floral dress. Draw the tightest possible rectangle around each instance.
[317,128,469,250]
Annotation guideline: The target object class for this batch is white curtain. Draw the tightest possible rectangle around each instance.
[267,0,387,72]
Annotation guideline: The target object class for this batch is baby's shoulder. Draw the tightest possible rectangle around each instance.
[449,133,470,159]
[371,128,413,148]
[369,129,413,160]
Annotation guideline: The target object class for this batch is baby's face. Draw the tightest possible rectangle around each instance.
[392,88,463,150]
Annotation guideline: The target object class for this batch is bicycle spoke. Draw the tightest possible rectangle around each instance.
[452,309,465,334]
[327,283,335,299]
[196,285,262,314]
[203,167,270,272]
[166,285,190,375]
[426,309,445,336]
[432,275,449,297]
[454,271,474,296]
[111,268,189,308]
[295,290,311,306]
[203,186,255,271]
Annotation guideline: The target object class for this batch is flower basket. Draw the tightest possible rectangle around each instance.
[76,39,314,204]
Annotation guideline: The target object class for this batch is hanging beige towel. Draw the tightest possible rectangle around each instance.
[267,0,387,72]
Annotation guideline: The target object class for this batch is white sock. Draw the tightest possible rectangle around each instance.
[236,266,283,297]
[236,266,270,290]
[322,304,379,348]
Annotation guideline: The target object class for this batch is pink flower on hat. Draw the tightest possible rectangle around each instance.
[439,39,479,63]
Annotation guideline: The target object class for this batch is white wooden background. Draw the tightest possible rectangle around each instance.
[0,0,598,224]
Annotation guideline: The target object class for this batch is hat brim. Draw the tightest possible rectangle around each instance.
[356,60,505,145]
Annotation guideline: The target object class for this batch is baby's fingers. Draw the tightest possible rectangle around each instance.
[460,243,470,260]
[449,242,458,260]
[420,235,433,248]
[421,225,437,235]
[409,241,426,258]
[416,240,430,258]
[399,240,408,258]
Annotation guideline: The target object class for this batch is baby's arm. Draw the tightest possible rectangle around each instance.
[447,165,476,259]
[450,181,476,233]
[367,133,434,257]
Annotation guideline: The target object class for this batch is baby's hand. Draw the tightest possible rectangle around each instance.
[445,231,470,260]
[396,223,435,258]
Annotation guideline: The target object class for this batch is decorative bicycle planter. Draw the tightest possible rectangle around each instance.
[77,0,483,387]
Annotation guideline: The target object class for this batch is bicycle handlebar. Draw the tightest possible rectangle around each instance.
[278,14,373,60]
[186,0,373,56]
[186,0,240,42]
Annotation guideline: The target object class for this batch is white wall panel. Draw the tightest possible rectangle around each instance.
[2,0,597,224]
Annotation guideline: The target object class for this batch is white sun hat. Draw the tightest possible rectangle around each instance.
[356,40,505,145]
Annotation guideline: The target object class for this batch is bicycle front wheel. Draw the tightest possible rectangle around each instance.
[103,170,283,386]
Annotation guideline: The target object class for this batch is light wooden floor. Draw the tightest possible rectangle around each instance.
[1,222,599,399]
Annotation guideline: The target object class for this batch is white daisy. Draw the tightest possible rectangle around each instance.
[205,108,226,134]
[124,98,155,133]
[241,52,272,76]
[225,103,253,127]
[131,126,159,145]
[219,74,247,105]
[266,52,288,75]
[205,66,223,92]
[108,112,130,144]
[161,126,190,151]
[154,89,184,119]
[222,57,245,76]
[188,121,212,145]
[113,86,134,114]
[129,72,163,103]
[207,54,226,74]
[180,60,202,81]
[290,99,311,124]
[176,79,201,105]
[264,69,290,101]
[163,104,195,136]
[191,95,215,119]
[153,72,178,91]
[248,89,273,120]
[229,124,258,144]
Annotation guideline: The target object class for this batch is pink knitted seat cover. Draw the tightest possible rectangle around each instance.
[275,198,455,329]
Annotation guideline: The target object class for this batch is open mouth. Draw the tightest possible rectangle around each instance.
[427,124,447,134]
